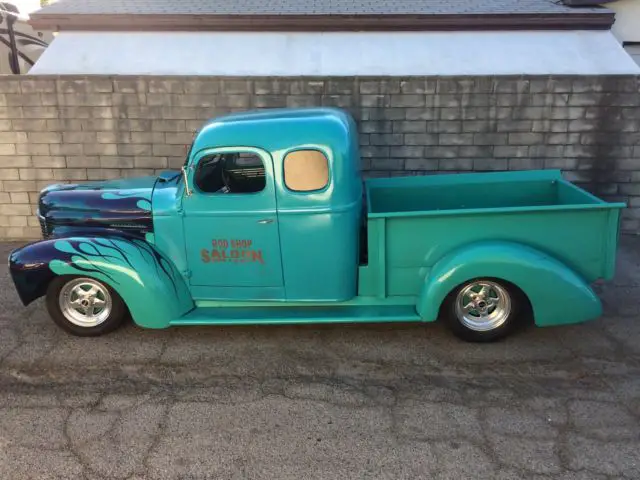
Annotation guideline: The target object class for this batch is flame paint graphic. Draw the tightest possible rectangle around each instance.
[102,191,152,212]
[50,237,180,294]
[35,235,195,328]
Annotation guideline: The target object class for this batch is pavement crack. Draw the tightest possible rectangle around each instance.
[554,399,572,472]
[140,397,173,478]
[62,407,102,480]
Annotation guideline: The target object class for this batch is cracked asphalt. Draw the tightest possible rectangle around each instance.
[1,238,640,480]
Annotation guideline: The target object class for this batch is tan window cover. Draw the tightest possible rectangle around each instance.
[284,150,329,192]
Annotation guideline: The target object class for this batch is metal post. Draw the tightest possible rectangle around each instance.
[7,12,19,74]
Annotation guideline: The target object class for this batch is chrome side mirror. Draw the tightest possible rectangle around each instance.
[181,166,192,197]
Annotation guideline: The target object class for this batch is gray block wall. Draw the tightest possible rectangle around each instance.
[0,75,638,239]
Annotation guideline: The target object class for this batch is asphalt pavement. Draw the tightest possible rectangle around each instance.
[1,238,639,480]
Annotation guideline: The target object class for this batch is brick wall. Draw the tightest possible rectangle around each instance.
[0,75,638,239]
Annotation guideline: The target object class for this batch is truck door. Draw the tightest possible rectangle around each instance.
[182,147,284,294]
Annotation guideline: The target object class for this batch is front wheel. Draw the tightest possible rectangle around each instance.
[443,278,521,343]
[46,276,127,337]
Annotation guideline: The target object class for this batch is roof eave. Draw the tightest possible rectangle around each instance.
[28,13,616,32]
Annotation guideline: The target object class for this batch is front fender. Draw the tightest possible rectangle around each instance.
[9,236,194,329]
[417,241,602,327]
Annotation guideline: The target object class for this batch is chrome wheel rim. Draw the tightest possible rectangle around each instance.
[59,278,112,327]
[455,280,511,332]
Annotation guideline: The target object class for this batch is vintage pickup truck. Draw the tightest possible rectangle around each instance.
[9,108,625,342]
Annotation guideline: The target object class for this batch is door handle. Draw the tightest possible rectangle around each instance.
[257,219,274,224]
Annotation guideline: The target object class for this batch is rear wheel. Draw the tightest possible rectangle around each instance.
[46,276,127,336]
[443,278,520,342]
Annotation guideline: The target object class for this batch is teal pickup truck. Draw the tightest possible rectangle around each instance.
[9,108,625,342]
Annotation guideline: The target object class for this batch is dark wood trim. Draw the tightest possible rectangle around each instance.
[28,12,615,32]
[561,0,617,5]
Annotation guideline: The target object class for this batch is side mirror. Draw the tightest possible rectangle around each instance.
[181,166,192,197]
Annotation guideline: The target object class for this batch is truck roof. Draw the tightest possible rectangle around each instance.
[191,107,357,156]
[204,107,349,126]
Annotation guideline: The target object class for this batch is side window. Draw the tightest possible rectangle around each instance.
[284,150,329,192]
[194,152,266,194]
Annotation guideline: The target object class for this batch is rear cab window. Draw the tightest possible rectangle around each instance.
[283,150,329,192]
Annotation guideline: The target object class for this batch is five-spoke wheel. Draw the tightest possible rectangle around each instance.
[59,278,113,328]
[444,278,521,342]
[46,276,127,336]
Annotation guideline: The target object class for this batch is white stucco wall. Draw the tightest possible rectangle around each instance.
[626,44,640,65]
[30,30,640,76]
[607,0,640,43]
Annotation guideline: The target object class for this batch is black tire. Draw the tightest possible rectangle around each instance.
[442,278,522,343]
[45,276,127,337]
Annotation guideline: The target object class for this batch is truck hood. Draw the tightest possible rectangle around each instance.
[38,176,157,239]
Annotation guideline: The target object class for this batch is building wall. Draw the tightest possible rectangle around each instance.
[0,75,638,240]
[608,0,640,43]
[606,0,640,66]
[626,45,640,66]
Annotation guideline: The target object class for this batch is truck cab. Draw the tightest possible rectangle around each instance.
[9,108,624,342]
[154,108,363,302]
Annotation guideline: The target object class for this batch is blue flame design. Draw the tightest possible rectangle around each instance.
[102,191,152,212]
[49,237,181,294]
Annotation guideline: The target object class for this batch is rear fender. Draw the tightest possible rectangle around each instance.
[9,236,194,329]
[417,241,602,327]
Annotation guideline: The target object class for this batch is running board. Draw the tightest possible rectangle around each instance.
[170,305,421,326]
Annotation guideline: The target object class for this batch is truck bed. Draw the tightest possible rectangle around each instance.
[358,170,625,298]
[367,169,605,215]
